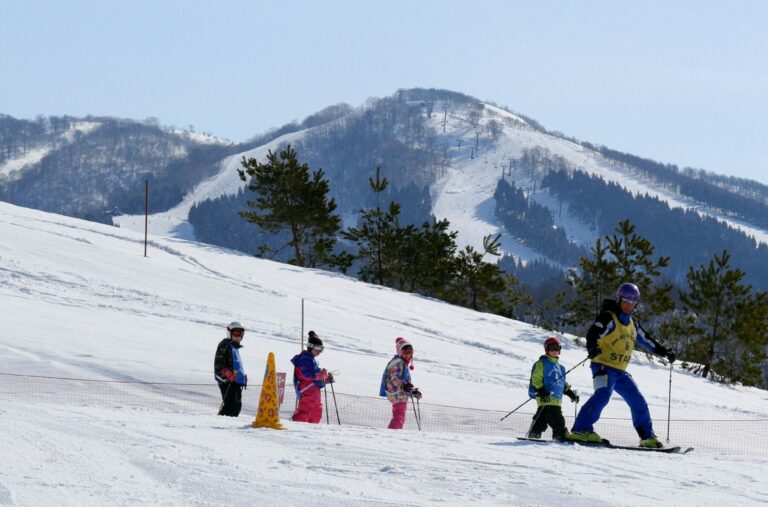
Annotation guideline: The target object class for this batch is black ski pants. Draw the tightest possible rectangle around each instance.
[218,381,243,417]
[530,405,567,439]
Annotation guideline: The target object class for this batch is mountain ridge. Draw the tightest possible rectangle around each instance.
[3,88,768,288]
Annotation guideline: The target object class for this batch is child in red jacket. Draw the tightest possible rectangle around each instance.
[291,331,332,423]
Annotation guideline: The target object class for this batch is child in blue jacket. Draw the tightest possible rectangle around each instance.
[528,336,579,440]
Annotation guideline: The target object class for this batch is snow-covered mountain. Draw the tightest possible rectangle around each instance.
[0,115,236,222]
[113,94,768,268]
[5,90,768,287]
[113,128,308,238]
[1,201,767,505]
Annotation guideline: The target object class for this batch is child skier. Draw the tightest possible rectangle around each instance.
[214,321,248,417]
[527,336,579,440]
[380,337,421,429]
[291,331,333,424]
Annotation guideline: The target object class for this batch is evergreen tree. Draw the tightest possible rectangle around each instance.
[448,234,507,312]
[502,272,534,321]
[342,167,401,285]
[669,250,768,386]
[394,218,457,295]
[566,220,673,329]
[606,220,674,319]
[343,167,457,293]
[565,238,618,326]
[237,145,344,268]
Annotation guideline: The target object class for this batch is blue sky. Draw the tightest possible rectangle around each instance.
[2,1,766,183]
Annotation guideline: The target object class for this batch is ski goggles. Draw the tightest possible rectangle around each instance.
[230,329,244,337]
[308,343,324,353]
[619,297,639,306]
[546,343,562,352]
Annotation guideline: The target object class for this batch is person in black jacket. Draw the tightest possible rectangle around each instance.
[569,283,676,448]
[214,321,248,416]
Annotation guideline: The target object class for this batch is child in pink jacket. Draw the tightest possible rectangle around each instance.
[379,337,421,429]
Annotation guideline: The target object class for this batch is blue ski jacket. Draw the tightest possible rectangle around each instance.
[528,355,569,407]
[291,350,325,395]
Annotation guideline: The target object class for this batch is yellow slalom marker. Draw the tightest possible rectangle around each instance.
[252,352,285,430]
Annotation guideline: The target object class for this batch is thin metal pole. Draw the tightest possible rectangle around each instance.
[143,180,148,257]
[295,299,304,413]
[417,398,421,428]
[324,385,330,424]
[525,406,544,438]
[666,362,673,443]
[330,382,341,425]
[217,383,231,416]
[500,397,533,422]
[410,396,421,431]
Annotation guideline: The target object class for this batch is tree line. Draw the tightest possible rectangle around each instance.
[235,146,768,388]
[236,146,520,314]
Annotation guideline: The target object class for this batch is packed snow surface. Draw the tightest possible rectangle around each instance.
[1,201,767,506]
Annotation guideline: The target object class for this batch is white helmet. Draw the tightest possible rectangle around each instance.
[227,321,245,339]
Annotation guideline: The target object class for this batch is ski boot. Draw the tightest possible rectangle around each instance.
[639,436,663,448]
[568,431,605,443]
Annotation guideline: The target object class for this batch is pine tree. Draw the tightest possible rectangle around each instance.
[448,234,507,312]
[343,167,457,293]
[605,219,674,318]
[565,237,618,326]
[393,218,457,295]
[671,250,768,386]
[237,145,343,268]
[341,167,401,285]
[502,272,534,321]
[565,220,673,329]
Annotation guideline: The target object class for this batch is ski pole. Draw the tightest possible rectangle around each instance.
[666,361,673,443]
[329,381,341,425]
[500,398,533,422]
[324,384,330,424]
[500,356,589,421]
[525,406,544,438]
[410,395,421,431]
[416,397,422,429]
[217,382,232,416]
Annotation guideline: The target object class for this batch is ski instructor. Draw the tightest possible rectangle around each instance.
[214,321,248,417]
[569,283,676,448]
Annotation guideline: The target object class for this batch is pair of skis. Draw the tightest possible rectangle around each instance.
[517,436,694,454]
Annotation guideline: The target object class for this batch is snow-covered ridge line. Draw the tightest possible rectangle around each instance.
[0,121,103,179]
[113,127,311,239]
[115,96,768,265]
[432,102,768,262]
[170,129,233,145]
